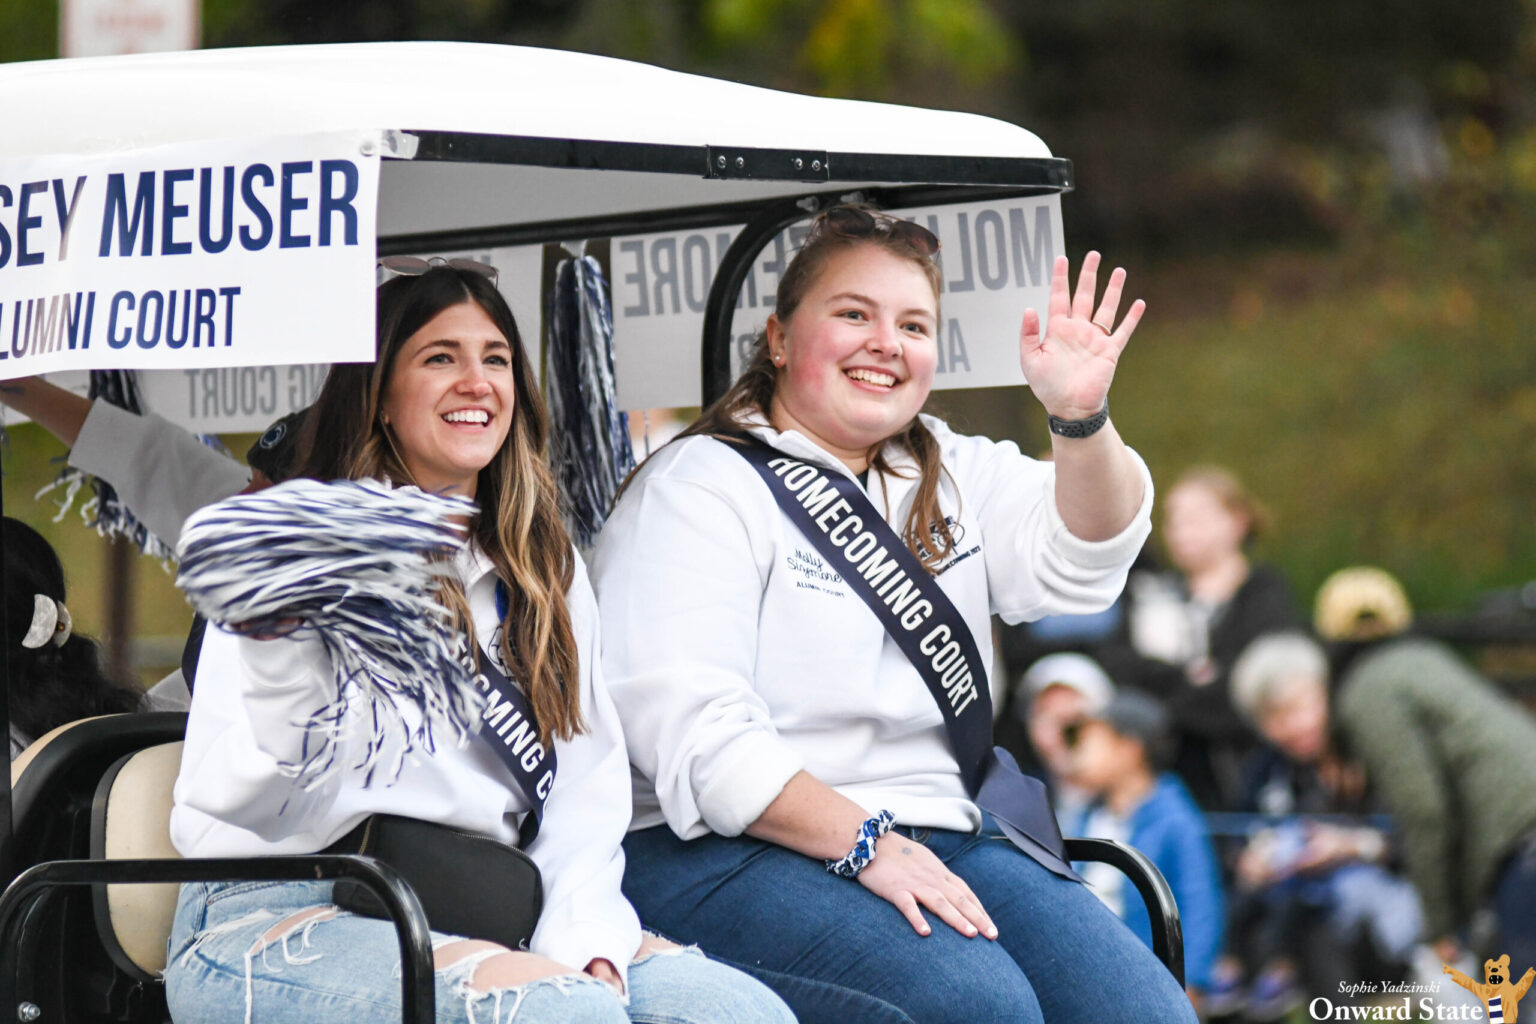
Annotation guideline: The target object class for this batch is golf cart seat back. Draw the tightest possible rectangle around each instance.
[1,712,438,1024]
[90,741,183,978]
[1,713,187,1023]
[7,713,188,873]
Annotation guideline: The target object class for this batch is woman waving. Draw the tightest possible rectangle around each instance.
[592,205,1195,1023]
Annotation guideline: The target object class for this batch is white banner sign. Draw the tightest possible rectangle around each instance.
[6,246,541,436]
[0,131,380,382]
[143,363,331,433]
[610,195,1062,410]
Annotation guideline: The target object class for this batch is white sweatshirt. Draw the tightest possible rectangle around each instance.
[70,401,252,711]
[70,402,251,544]
[589,415,1153,840]
[171,542,643,981]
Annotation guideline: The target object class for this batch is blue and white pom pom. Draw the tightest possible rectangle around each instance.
[545,254,635,547]
[176,478,481,788]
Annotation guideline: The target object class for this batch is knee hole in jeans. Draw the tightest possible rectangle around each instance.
[453,948,584,994]
[633,931,698,965]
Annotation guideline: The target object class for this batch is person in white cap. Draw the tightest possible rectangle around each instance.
[1014,651,1115,827]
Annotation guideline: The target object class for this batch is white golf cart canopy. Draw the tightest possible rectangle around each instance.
[3,42,1065,234]
[0,41,1072,402]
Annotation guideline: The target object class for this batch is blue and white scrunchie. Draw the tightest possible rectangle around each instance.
[825,810,897,879]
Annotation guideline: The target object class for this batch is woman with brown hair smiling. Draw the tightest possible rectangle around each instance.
[593,205,1195,1023]
[163,264,793,1024]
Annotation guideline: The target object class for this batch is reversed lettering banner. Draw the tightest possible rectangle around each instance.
[26,367,330,436]
[610,195,1062,410]
[0,131,381,380]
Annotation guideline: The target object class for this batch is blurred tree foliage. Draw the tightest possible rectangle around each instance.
[693,0,1014,96]
[200,0,581,46]
[1003,0,1529,255]
[8,0,1527,249]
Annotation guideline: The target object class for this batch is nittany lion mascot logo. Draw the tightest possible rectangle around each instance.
[1444,954,1534,1023]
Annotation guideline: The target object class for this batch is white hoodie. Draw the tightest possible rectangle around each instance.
[589,415,1152,841]
[70,401,251,543]
[171,542,643,982]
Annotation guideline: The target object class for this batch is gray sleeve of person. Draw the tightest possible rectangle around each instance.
[68,402,251,544]
[1333,648,1463,939]
[1338,639,1536,935]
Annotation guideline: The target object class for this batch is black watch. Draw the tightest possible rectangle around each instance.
[1047,402,1109,439]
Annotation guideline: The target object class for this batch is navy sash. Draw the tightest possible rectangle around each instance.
[729,435,1077,879]
[470,581,557,848]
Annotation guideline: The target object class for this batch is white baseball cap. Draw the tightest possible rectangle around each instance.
[1019,652,1115,711]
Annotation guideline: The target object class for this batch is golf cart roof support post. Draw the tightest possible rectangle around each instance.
[701,196,831,407]
[697,184,1071,407]
[0,494,9,879]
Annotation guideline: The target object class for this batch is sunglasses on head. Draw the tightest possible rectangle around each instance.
[815,206,941,256]
[378,255,499,285]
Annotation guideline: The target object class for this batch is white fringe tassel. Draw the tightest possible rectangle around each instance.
[176,479,481,788]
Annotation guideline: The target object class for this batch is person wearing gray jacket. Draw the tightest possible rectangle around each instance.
[1231,567,1536,975]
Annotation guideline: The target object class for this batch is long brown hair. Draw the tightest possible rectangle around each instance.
[675,205,959,570]
[296,268,584,743]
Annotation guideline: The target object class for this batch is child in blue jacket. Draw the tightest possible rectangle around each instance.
[1064,690,1226,1009]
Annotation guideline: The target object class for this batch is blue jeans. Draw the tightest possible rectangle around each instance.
[163,879,795,1024]
[623,821,1198,1024]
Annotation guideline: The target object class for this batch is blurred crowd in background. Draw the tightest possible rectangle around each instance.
[993,465,1536,1022]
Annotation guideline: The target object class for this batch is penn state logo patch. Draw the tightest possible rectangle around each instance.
[258,420,288,449]
[487,623,511,675]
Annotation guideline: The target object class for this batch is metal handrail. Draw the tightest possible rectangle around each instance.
[0,854,435,1024]
[1065,836,1185,988]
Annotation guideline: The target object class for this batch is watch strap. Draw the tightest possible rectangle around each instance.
[1048,402,1109,439]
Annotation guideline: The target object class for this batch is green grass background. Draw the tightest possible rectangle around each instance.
[1116,215,1536,611]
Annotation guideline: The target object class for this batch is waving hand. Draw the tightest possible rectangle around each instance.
[1020,252,1145,421]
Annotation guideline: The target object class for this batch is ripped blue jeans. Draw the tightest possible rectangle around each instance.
[163,880,795,1024]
